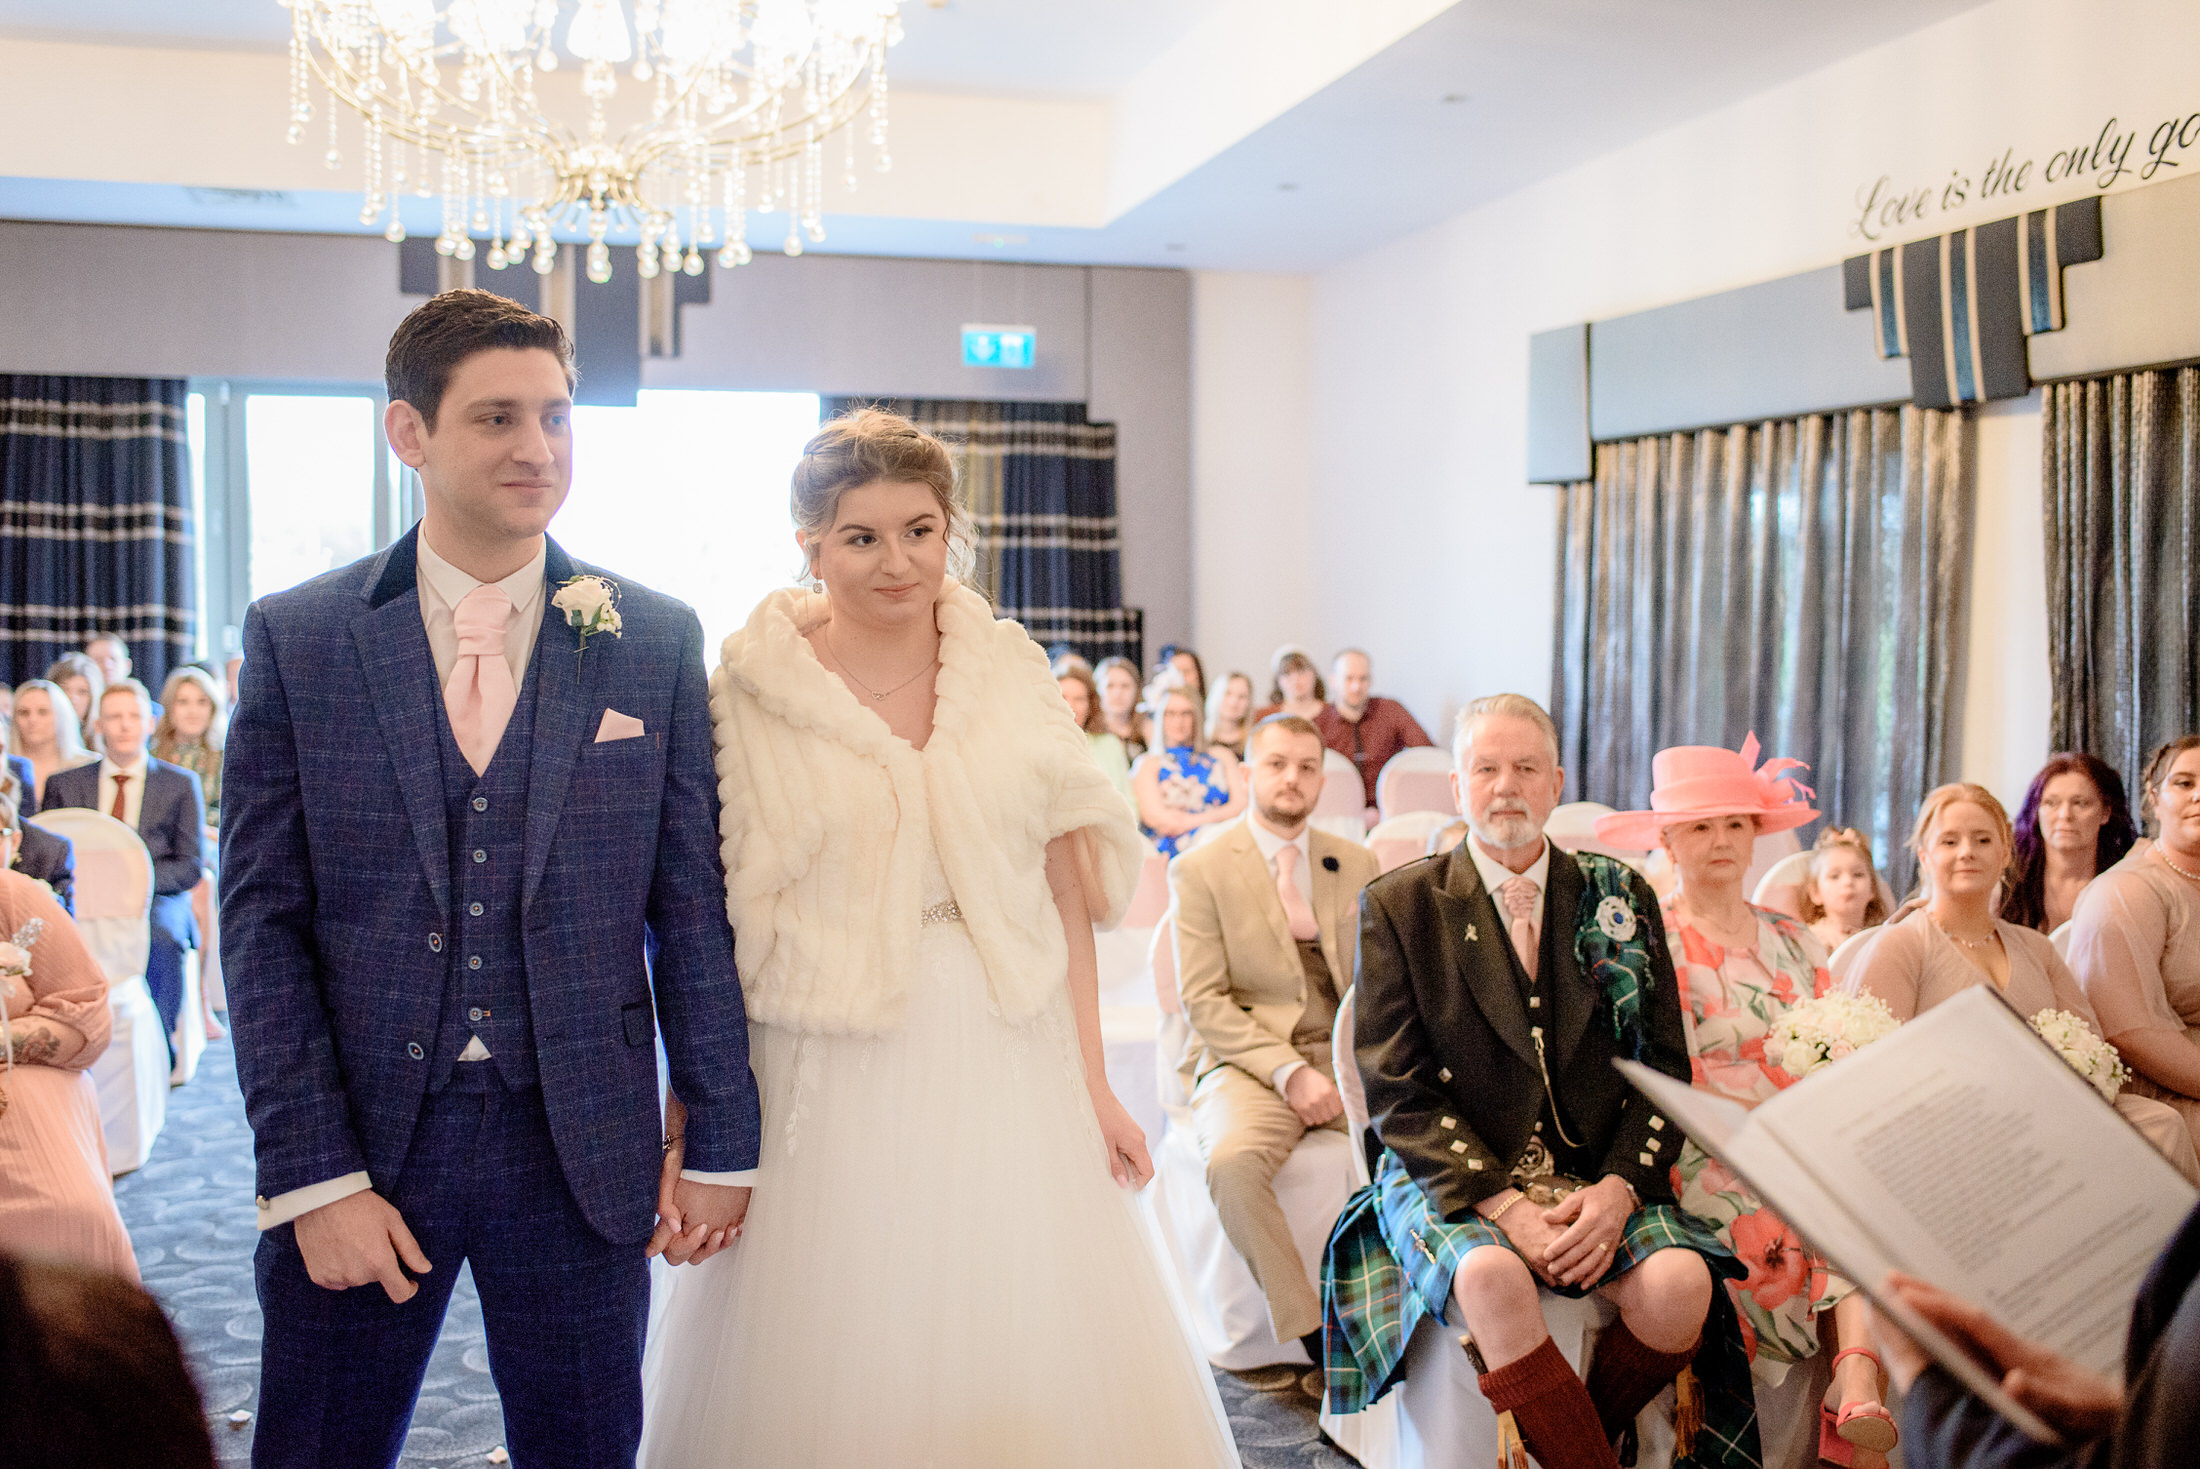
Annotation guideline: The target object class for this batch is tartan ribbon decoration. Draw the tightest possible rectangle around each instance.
[823,397,1143,664]
[0,376,195,688]
[1841,196,2102,410]
[1572,850,1656,1046]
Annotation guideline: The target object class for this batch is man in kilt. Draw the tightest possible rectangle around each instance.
[1323,695,1759,1469]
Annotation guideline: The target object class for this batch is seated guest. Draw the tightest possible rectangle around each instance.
[1316,648,1432,812]
[1133,681,1244,858]
[0,683,13,725]
[2066,736,2200,1155]
[2003,752,2138,934]
[0,839,137,1279]
[1095,655,1149,763]
[42,681,204,1061]
[1325,693,1757,1469]
[42,654,104,755]
[152,666,227,834]
[10,681,95,807]
[1254,645,1328,722]
[82,633,159,724]
[1,769,72,913]
[1597,741,1893,1462]
[0,1253,213,1468]
[1171,715,1378,1375]
[1801,827,1889,954]
[1052,655,1133,805]
[1156,643,1207,707]
[1205,671,1255,761]
[2,722,35,820]
[1842,782,2200,1181]
[1868,1203,2200,1469]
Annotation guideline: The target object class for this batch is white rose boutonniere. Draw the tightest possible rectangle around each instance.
[551,574,623,671]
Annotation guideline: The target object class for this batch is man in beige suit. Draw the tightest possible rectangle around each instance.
[1171,713,1379,1371]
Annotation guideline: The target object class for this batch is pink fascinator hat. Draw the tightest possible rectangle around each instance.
[1592,734,1818,850]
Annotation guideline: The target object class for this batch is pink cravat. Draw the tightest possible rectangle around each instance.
[445,584,517,775]
[1275,843,1319,943]
[1500,876,1540,981]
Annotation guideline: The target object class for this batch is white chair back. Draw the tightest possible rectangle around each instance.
[1332,984,1371,1187]
[1367,811,1455,874]
[27,811,152,984]
[1741,826,1804,903]
[1546,801,1649,871]
[1120,844,1170,930]
[1316,749,1366,824]
[1375,746,1456,821]
[1752,848,1900,922]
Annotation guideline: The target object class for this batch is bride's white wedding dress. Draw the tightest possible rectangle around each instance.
[639,842,1242,1467]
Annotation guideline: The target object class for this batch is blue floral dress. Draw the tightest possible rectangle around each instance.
[1141,745,1230,857]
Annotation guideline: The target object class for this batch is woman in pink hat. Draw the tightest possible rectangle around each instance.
[1596,737,1893,1468]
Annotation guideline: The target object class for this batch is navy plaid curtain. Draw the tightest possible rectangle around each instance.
[825,398,1143,665]
[0,376,194,690]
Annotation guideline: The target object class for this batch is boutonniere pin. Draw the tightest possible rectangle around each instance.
[551,574,622,672]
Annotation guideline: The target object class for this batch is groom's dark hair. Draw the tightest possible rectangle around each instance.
[386,288,577,430]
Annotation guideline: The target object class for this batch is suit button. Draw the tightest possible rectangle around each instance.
[473,796,488,812]
[469,956,482,970]
[428,933,442,953]
[407,1042,425,1060]
[473,849,487,864]
[469,1007,485,1022]
[470,903,484,917]
[256,1195,270,1209]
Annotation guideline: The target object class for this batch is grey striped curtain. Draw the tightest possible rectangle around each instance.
[0,376,194,689]
[1551,405,1975,894]
[824,398,1143,664]
[2042,366,2200,786]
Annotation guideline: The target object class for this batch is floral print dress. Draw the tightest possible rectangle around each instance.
[1665,899,1852,1380]
[1141,746,1231,858]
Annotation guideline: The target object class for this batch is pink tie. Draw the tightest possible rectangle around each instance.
[1500,876,1539,982]
[1275,844,1319,943]
[445,584,517,775]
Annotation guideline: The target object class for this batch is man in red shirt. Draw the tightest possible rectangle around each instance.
[1314,649,1432,812]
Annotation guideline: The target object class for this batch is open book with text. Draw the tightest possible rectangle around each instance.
[1619,985,2198,1443]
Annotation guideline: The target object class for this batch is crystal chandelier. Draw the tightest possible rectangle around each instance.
[282,0,904,282]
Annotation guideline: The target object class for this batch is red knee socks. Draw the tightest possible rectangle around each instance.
[1583,1317,1699,1441]
[1476,1337,1619,1469]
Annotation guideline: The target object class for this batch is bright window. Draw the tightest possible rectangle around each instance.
[560,390,822,658]
[245,395,378,603]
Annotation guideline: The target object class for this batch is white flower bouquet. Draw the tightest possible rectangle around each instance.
[1767,991,1900,1079]
[2029,1008,2131,1102]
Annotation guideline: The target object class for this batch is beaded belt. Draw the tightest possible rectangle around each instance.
[920,900,964,927]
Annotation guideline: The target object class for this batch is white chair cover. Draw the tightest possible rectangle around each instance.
[1367,812,1455,874]
[1547,802,1650,872]
[1751,849,1899,922]
[32,811,168,1171]
[1376,748,1456,822]
[1318,983,1671,1469]
[1741,827,1804,905]
[1317,749,1370,829]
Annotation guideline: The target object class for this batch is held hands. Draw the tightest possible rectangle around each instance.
[1869,1271,2122,1441]
[647,1136,751,1266]
[294,1190,432,1304]
[1540,1177,1631,1289]
[1283,1066,1344,1128]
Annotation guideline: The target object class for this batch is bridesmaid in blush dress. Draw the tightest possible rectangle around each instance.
[0,845,137,1279]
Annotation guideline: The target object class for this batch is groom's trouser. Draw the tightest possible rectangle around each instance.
[253,1065,647,1469]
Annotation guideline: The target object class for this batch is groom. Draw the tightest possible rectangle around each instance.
[223,290,762,1469]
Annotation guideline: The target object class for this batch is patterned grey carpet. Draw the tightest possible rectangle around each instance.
[116,1038,1354,1467]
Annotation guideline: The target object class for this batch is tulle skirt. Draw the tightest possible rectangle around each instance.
[639,917,1240,1467]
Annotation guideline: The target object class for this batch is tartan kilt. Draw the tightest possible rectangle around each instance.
[1320,1149,1762,1469]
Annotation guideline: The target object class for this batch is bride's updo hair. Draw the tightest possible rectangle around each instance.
[791,408,977,588]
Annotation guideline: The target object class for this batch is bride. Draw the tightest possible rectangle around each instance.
[639,409,1241,1466]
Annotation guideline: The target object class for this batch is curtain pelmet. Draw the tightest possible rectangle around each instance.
[1552,405,1974,894]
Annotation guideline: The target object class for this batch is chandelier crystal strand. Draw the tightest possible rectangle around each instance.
[284,1,899,280]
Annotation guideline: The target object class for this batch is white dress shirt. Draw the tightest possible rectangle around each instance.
[1467,831,1552,970]
[259,532,752,1231]
[97,752,151,829]
[1245,813,1320,1097]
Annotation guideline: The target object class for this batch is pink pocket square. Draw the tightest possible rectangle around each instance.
[595,709,646,743]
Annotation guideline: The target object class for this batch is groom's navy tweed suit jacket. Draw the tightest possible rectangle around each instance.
[221,528,762,1243]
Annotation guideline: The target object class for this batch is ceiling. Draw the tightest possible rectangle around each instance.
[0,0,1992,272]
[0,0,1230,98]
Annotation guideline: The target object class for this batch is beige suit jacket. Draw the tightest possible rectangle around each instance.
[1169,817,1380,1087]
